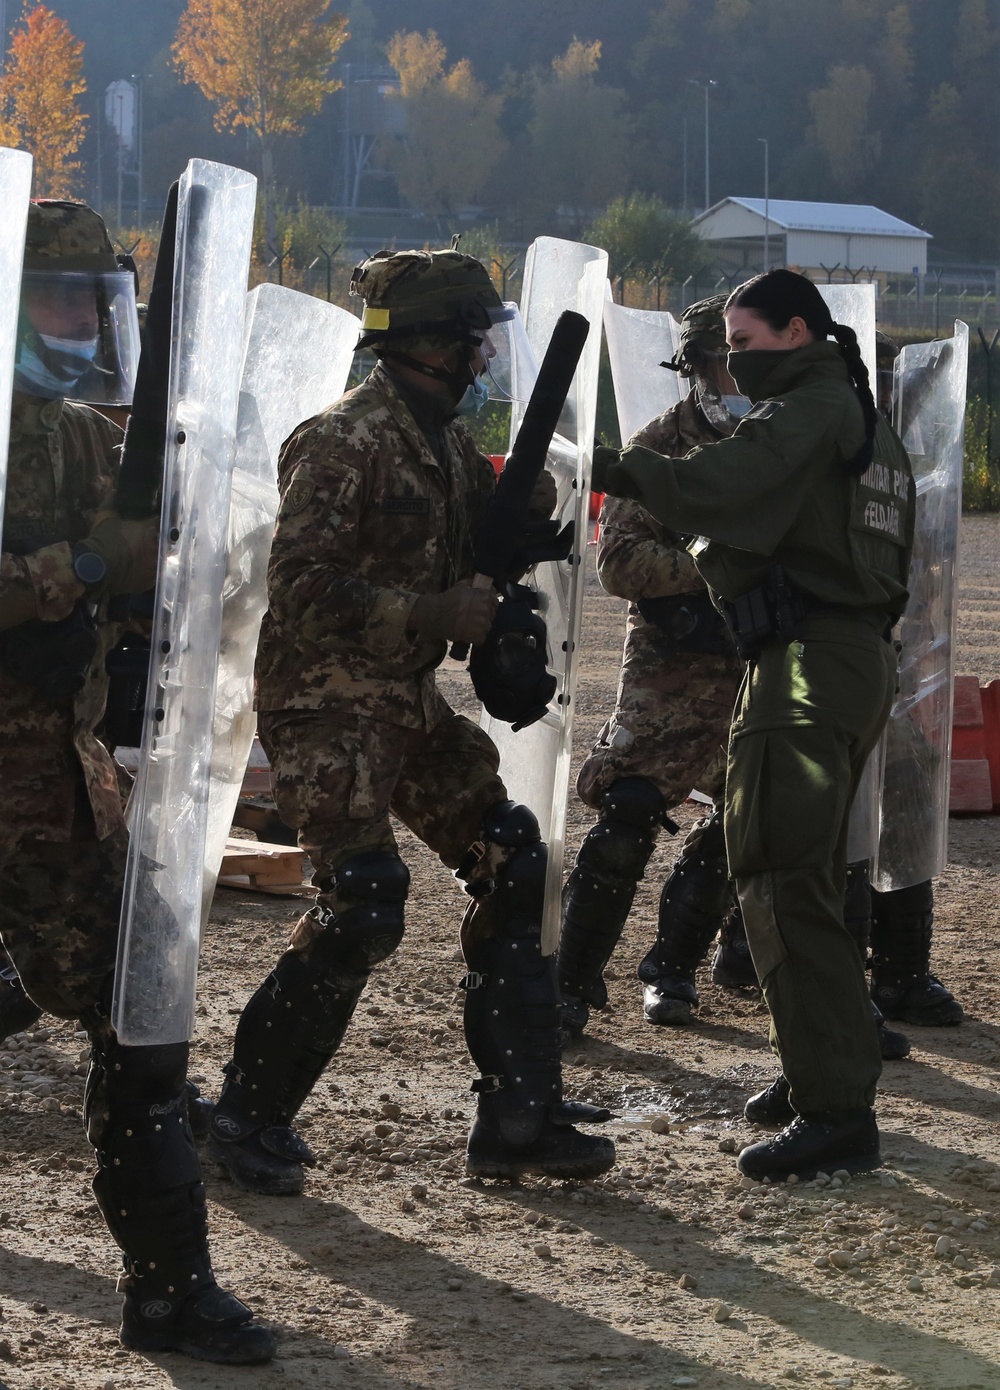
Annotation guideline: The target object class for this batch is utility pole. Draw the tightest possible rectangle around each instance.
[758,137,769,270]
[689,79,717,210]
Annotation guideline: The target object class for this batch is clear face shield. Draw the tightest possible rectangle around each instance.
[481,303,538,404]
[15,268,141,405]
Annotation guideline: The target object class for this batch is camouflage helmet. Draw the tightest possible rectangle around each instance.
[351,248,514,350]
[24,199,118,273]
[663,293,729,378]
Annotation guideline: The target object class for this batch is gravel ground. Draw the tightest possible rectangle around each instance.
[1,518,999,1390]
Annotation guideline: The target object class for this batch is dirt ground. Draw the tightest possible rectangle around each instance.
[2,518,1000,1390]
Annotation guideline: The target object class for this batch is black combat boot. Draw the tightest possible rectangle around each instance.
[737,1109,881,1182]
[710,898,759,989]
[464,802,615,1180]
[211,851,409,1195]
[870,881,964,1026]
[0,948,43,1039]
[85,1023,274,1364]
[744,1074,795,1127]
[557,778,667,1040]
[638,809,730,1025]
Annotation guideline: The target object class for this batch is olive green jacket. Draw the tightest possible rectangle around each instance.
[603,342,915,623]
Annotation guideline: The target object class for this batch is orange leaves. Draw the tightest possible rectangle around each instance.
[0,3,87,198]
[173,0,349,142]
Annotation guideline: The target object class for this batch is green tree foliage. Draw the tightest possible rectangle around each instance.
[585,193,702,280]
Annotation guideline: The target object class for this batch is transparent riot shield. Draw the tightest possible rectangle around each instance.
[113,160,257,1047]
[602,285,682,443]
[873,322,968,891]
[0,148,33,542]
[818,284,883,862]
[480,237,608,954]
[200,284,359,918]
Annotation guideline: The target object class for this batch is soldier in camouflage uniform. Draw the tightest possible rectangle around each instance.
[0,201,273,1365]
[557,297,747,1037]
[209,248,615,1195]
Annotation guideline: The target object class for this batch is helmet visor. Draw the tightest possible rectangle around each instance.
[17,269,140,405]
[482,304,537,403]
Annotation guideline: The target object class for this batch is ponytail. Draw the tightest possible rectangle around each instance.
[830,322,877,475]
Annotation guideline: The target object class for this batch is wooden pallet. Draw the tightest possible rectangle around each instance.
[216,837,314,895]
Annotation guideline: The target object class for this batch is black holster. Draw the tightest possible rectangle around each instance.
[719,565,809,661]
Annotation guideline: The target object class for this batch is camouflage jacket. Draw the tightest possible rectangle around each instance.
[597,386,735,669]
[0,392,124,854]
[255,364,495,727]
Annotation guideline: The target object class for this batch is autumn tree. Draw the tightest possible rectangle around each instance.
[808,65,882,195]
[382,30,506,225]
[527,40,631,227]
[0,4,87,198]
[173,0,349,254]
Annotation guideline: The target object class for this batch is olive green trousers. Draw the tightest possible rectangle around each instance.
[725,617,898,1114]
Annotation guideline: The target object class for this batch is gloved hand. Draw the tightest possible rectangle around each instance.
[590,445,622,496]
[79,512,159,595]
[408,583,500,645]
[527,468,558,518]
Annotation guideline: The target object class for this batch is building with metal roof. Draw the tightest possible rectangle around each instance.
[693,197,931,281]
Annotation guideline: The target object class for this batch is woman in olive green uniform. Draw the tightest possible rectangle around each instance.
[593,269,915,1182]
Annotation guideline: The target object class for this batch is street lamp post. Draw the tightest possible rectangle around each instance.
[758,137,769,270]
[689,79,717,211]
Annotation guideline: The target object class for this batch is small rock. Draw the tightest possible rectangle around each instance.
[410,1183,428,1199]
[853,1247,872,1263]
[785,1173,799,1186]
[534,1243,552,1259]
[649,1115,671,1135]
[373,1122,394,1138]
[369,1033,389,1047]
[590,1236,607,1247]
[984,1267,1000,1288]
[737,1204,755,1221]
[952,1254,972,1271]
[380,1101,402,1120]
[906,1276,923,1292]
[311,1243,333,1259]
[713,1301,733,1322]
[401,1199,416,1213]
[879,1173,898,1188]
[813,1255,831,1269]
[678,1273,698,1290]
[341,1296,362,1308]
[671,1379,698,1387]
[829,1250,853,1270]
[934,1236,956,1258]
[446,1278,462,1291]
[718,1137,737,1154]
[831,1169,851,1182]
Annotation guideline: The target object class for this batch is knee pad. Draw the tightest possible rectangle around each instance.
[312,850,409,974]
[460,800,545,911]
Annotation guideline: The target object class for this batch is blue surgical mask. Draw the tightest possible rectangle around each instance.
[455,375,490,417]
[721,394,752,418]
[14,333,99,399]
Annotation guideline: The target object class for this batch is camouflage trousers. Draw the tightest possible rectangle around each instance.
[258,707,509,943]
[0,815,126,1018]
[577,646,742,811]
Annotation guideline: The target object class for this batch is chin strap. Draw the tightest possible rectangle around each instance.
[380,346,478,399]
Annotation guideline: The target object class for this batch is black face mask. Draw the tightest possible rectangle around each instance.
[726,348,797,402]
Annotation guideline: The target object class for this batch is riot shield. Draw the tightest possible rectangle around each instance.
[817,284,883,863]
[200,284,360,917]
[113,160,257,1047]
[480,237,608,954]
[0,148,33,543]
[602,286,682,443]
[873,322,968,891]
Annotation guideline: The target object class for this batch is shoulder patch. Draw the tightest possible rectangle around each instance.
[283,479,316,515]
[743,400,784,422]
